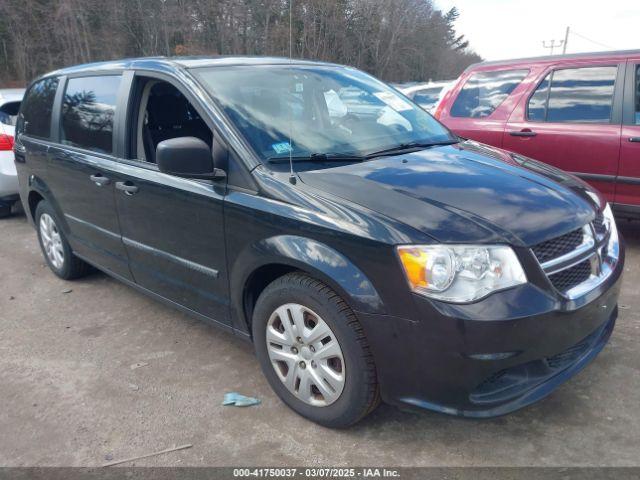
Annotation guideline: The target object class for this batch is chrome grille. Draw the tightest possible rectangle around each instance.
[593,211,607,238]
[531,211,615,298]
[531,228,583,264]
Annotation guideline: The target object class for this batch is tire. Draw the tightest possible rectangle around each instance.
[35,200,92,280]
[252,272,380,428]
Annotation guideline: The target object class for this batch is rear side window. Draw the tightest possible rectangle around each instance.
[528,66,617,123]
[19,78,59,139]
[450,69,528,118]
[61,75,122,154]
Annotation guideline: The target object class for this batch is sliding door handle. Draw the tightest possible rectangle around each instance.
[115,181,139,195]
[89,174,111,186]
[629,137,640,143]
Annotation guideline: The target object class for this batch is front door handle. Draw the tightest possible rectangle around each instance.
[90,174,111,186]
[629,137,640,143]
[115,181,139,195]
[509,129,537,137]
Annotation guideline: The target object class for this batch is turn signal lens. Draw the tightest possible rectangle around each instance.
[397,247,429,289]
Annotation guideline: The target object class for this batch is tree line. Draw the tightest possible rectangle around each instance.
[0,0,481,87]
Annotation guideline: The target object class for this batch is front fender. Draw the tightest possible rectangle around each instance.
[230,235,386,334]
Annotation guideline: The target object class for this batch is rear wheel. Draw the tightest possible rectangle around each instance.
[35,200,92,280]
[0,202,11,218]
[253,272,379,427]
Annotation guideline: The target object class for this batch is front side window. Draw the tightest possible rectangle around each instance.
[131,79,212,163]
[61,75,122,154]
[192,66,453,164]
[529,66,617,123]
[450,69,528,118]
[18,77,59,139]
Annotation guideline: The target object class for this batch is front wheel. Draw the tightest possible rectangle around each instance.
[252,273,379,427]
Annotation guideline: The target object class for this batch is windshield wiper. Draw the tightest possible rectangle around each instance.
[364,140,458,159]
[267,152,365,164]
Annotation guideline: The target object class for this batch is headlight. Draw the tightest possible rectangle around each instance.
[397,245,526,303]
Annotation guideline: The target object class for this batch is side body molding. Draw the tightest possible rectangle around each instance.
[229,235,386,335]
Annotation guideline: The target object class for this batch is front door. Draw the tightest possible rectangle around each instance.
[616,61,640,209]
[114,75,229,324]
[47,74,133,280]
[503,64,623,203]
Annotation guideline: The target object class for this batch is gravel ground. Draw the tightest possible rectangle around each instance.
[1,212,639,467]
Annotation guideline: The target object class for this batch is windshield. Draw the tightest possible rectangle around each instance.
[192,65,454,162]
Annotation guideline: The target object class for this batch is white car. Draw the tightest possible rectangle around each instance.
[0,88,24,217]
[400,81,455,114]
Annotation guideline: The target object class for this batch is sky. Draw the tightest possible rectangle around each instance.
[435,0,640,61]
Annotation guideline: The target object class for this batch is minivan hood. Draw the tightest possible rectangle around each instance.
[298,142,599,246]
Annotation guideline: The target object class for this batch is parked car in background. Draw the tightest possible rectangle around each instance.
[15,57,622,427]
[436,50,640,218]
[0,88,24,217]
[400,80,454,113]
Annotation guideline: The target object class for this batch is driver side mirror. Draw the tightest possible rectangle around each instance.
[156,137,226,180]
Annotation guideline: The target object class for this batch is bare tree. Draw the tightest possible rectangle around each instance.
[0,0,481,86]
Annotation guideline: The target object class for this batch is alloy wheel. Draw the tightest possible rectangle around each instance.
[39,213,65,270]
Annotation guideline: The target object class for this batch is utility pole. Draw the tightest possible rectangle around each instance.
[562,26,570,54]
[542,39,564,55]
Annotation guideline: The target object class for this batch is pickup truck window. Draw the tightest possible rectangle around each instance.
[192,65,453,163]
[61,75,122,154]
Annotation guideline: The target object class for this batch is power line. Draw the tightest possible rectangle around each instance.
[569,30,617,50]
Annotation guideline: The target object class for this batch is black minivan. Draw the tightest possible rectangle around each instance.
[14,57,623,427]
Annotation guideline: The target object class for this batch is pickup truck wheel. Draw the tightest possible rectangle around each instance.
[253,272,379,428]
[35,201,92,280]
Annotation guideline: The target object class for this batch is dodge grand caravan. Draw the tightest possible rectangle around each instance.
[435,50,640,218]
[14,57,623,427]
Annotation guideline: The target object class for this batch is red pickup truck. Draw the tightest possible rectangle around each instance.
[436,50,640,217]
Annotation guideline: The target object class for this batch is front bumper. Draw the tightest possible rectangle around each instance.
[357,241,624,417]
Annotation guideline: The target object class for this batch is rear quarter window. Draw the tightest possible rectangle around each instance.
[18,78,59,139]
[450,69,528,118]
[61,75,122,154]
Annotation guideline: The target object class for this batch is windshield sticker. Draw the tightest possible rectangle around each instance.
[272,142,293,155]
[374,91,413,112]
